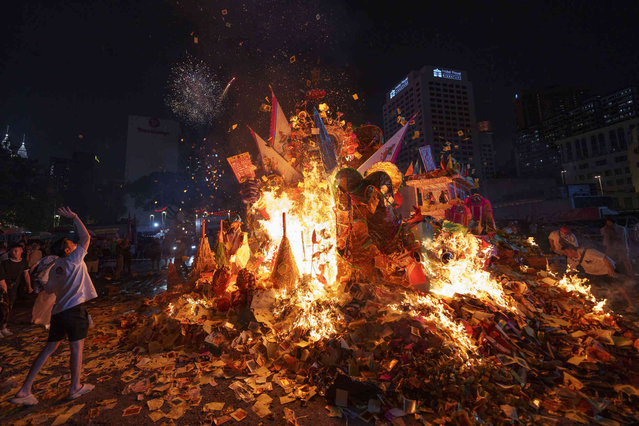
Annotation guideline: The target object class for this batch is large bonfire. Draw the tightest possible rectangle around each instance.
[121,92,639,424]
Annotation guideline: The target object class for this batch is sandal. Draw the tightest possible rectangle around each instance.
[68,383,95,400]
[10,394,39,406]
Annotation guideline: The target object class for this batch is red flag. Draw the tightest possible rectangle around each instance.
[440,155,446,170]
[405,162,414,177]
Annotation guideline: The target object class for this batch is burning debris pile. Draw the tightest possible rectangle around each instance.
[119,93,639,424]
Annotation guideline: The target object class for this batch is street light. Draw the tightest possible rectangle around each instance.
[594,175,603,195]
[561,170,567,185]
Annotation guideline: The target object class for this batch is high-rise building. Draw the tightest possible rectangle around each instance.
[49,152,97,218]
[514,87,587,178]
[554,87,639,210]
[515,124,563,178]
[601,87,638,126]
[382,66,478,172]
[124,116,181,183]
[477,121,497,178]
[514,87,586,131]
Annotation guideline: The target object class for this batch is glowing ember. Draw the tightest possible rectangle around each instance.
[554,271,606,312]
[391,291,477,356]
[423,229,517,312]
[250,165,341,341]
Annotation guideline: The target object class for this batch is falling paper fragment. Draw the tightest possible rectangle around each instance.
[500,404,518,420]
[52,404,85,425]
[352,93,359,100]
[230,408,248,421]
[147,398,164,411]
[122,405,142,416]
[205,401,225,411]
[148,411,164,422]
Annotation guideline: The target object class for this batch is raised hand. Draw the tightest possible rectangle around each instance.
[58,206,78,219]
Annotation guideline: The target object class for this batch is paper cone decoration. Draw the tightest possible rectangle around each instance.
[214,220,228,267]
[190,234,216,280]
[405,162,414,177]
[231,232,251,269]
[270,212,299,290]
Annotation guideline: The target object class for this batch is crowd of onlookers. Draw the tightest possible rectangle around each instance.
[0,234,189,337]
[0,235,180,280]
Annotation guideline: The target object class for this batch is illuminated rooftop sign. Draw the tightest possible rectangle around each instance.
[433,68,462,81]
[389,77,409,99]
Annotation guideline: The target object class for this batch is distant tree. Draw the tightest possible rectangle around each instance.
[0,151,57,231]
[126,171,190,211]
[85,182,126,224]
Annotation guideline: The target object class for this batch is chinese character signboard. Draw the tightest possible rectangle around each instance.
[226,152,255,183]
[419,145,437,172]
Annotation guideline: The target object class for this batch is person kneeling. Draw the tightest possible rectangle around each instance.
[563,244,635,312]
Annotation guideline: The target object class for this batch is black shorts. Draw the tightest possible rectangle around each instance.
[48,304,89,342]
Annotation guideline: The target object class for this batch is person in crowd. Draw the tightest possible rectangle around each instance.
[563,243,635,311]
[114,238,124,279]
[28,242,43,271]
[0,242,8,261]
[42,240,52,257]
[504,221,519,235]
[84,244,101,277]
[122,238,132,276]
[174,239,187,273]
[0,244,33,337]
[161,238,170,268]
[601,218,633,276]
[548,226,578,256]
[11,207,97,406]
[148,238,162,274]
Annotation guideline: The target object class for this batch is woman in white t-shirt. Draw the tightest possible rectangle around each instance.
[11,207,97,406]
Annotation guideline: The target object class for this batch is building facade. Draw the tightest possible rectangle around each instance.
[557,117,639,210]
[513,87,587,178]
[124,115,181,184]
[516,87,639,190]
[382,66,478,173]
[514,87,586,131]
[477,121,497,178]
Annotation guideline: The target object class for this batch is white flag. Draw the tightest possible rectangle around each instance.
[248,126,302,185]
[357,117,413,175]
[270,90,291,156]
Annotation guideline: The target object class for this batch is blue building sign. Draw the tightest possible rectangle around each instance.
[389,77,409,99]
[433,68,462,81]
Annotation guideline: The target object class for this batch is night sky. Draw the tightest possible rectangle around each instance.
[1,0,639,180]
